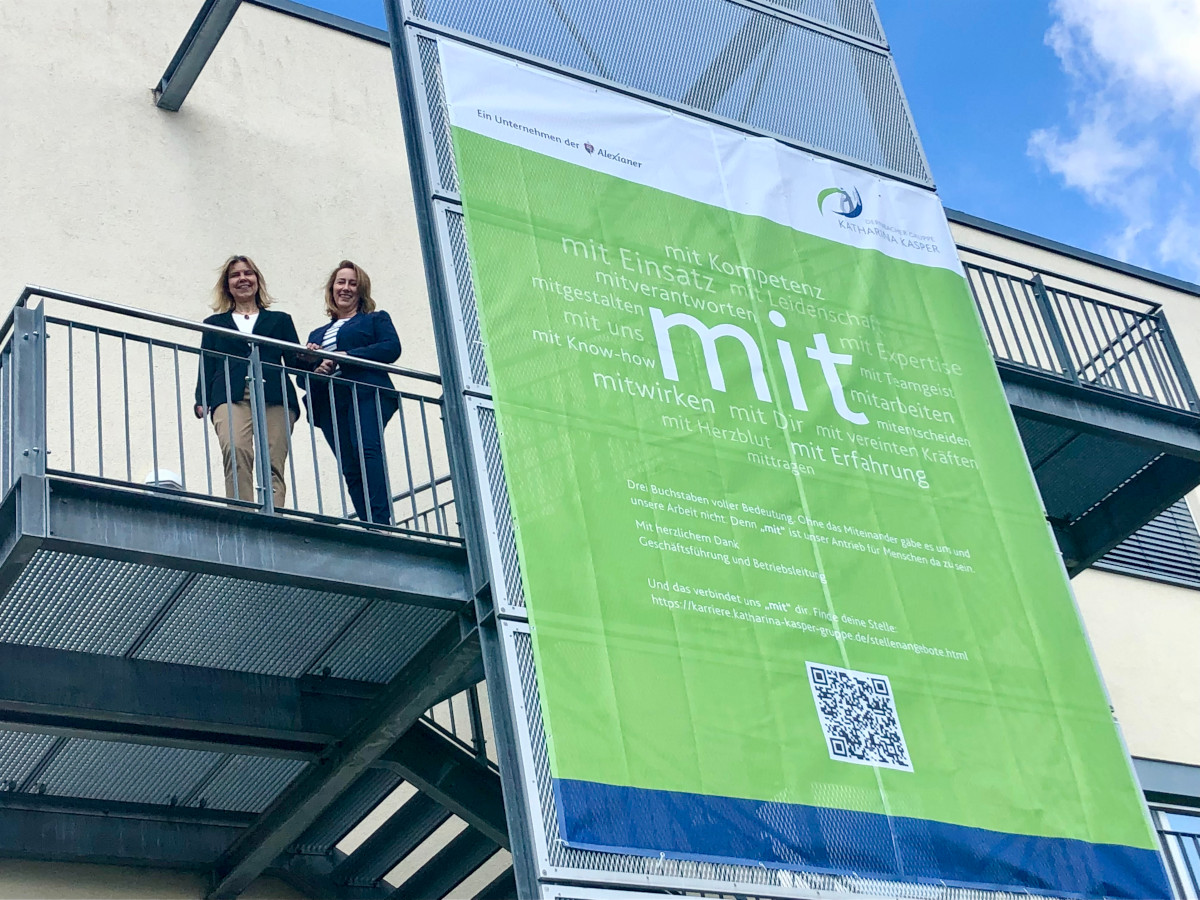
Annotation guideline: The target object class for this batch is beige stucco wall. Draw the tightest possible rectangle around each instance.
[1073,563,1200,767]
[0,860,304,899]
[950,218,1200,768]
[0,0,434,370]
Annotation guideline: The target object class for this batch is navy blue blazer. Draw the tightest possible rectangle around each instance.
[303,310,401,429]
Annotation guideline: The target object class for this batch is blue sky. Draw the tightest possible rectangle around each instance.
[305,0,1200,283]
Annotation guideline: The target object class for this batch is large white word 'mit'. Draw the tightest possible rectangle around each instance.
[650,307,868,426]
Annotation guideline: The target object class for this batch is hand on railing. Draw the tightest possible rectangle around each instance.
[305,341,344,376]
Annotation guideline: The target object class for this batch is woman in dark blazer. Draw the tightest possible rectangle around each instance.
[304,260,401,525]
[194,255,301,506]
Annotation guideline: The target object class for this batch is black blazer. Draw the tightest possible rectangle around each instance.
[194,309,301,414]
[303,310,401,429]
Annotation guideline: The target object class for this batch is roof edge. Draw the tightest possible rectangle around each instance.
[946,207,1200,299]
[245,0,389,45]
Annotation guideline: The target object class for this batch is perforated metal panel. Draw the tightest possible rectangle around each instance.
[130,575,364,677]
[444,207,489,389]
[0,731,57,787]
[504,622,1025,899]
[190,755,307,813]
[748,0,884,44]
[306,600,455,682]
[1035,439,1159,524]
[470,403,525,614]
[0,552,187,655]
[417,34,459,193]
[407,3,929,185]
[40,739,222,805]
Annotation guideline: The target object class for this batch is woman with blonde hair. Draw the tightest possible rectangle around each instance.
[303,260,401,524]
[194,255,301,506]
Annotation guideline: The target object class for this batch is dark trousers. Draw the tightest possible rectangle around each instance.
[319,387,395,524]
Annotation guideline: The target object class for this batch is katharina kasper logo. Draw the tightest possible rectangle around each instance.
[817,186,863,218]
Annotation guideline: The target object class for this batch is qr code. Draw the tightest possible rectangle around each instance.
[807,662,913,772]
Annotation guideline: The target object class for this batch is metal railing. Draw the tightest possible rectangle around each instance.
[961,249,1200,413]
[1159,826,1200,899]
[5,287,458,542]
[422,682,497,767]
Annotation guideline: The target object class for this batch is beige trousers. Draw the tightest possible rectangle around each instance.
[211,401,295,506]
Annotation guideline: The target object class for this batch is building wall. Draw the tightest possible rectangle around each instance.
[0,860,304,900]
[950,217,1200,769]
[0,0,434,370]
[1,0,447,523]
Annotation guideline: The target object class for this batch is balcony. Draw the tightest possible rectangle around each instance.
[961,247,1200,575]
[0,288,508,898]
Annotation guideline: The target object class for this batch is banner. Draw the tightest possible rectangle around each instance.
[441,40,1170,898]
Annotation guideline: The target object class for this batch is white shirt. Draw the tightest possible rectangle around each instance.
[233,311,259,334]
[322,316,350,351]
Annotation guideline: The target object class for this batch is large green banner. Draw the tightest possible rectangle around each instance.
[440,41,1169,897]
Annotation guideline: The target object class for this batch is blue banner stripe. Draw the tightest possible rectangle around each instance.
[554,779,1171,899]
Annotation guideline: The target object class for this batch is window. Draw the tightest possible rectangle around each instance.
[1156,808,1200,898]
[1096,499,1200,588]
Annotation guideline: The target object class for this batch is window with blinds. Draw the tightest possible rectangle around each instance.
[1095,499,1200,589]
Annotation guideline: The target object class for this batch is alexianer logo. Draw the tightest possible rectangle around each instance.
[817,186,864,218]
[584,142,595,154]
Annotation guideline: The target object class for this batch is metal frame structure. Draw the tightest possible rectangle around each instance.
[5,0,1196,895]
[155,0,243,111]
[0,291,516,898]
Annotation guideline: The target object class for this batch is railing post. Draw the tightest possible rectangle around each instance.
[247,344,274,514]
[1155,311,1200,412]
[466,684,487,760]
[12,306,47,480]
[1031,274,1080,384]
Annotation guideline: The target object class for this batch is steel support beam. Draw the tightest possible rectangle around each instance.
[0,793,252,868]
[385,10,543,897]
[0,642,486,768]
[389,826,498,900]
[378,720,507,847]
[332,792,450,886]
[7,476,470,609]
[208,616,481,899]
[289,769,403,855]
[0,641,378,757]
[11,307,47,482]
[1000,365,1200,460]
[155,0,242,111]
[271,854,392,900]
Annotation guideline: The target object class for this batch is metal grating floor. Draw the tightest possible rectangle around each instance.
[1,549,453,684]
[11,733,310,813]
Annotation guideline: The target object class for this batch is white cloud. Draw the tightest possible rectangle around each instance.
[1028,116,1152,197]
[1029,0,1200,278]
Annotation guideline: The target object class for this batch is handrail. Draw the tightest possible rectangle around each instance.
[7,288,459,540]
[18,285,443,385]
[960,258,1199,413]
[956,246,1164,314]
